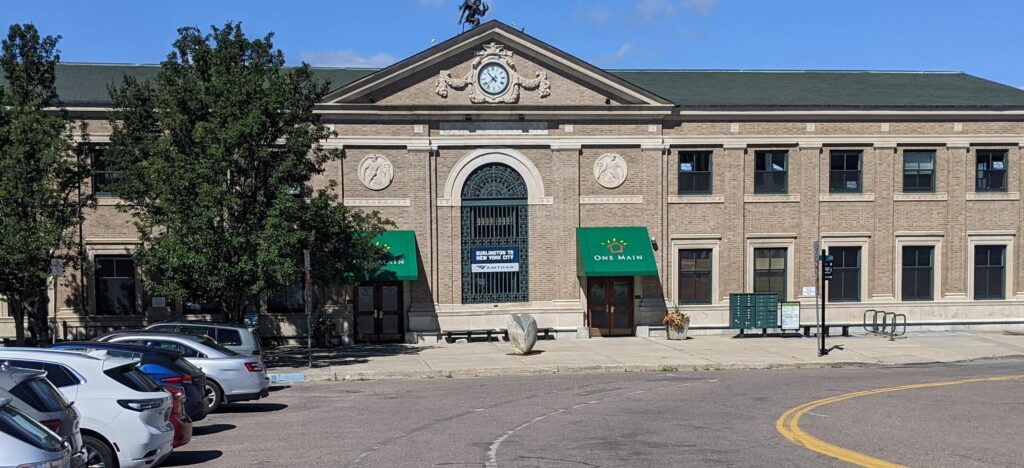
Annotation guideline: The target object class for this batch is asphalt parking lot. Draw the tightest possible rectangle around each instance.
[165,358,1024,467]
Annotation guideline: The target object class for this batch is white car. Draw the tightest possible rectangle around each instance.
[99,332,270,413]
[0,397,72,468]
[0,349,174,468]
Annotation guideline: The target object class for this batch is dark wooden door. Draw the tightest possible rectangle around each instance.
[354,282,403,343]
[587,277,634,337]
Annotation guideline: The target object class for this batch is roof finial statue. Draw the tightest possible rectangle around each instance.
[458,0,489,31]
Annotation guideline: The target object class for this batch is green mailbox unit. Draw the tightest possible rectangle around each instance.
[729,293,780,331]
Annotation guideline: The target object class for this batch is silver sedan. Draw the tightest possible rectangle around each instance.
[98,332,270,413]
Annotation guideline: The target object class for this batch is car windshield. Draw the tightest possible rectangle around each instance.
[0,403,64,452]
[199,337,239,356]
[10,378,68,413]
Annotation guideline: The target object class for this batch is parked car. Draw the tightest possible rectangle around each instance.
[0,362,84,466]
[0,349,175,468]
[164,385,192,448]
[0,397,72,468]
[97,332,269,413]
[145,321,264,358]
[50,341,209,422]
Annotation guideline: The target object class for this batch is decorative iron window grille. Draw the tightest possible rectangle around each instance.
[461,164,529,303]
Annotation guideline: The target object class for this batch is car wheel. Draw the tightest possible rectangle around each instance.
[205,381,224,413]
[83,434,117,468]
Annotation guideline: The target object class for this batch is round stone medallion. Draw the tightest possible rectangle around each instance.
[358,154,394,191]
[593,153,627,189]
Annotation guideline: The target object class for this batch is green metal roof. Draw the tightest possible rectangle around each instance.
[7,63,1024,109]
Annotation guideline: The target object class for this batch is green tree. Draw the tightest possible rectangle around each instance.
[107,23,390,321]
[0,24,90,345]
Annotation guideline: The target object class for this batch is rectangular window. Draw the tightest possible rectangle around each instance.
[976,150,1008,192]
[901,246,934,301]
[974,245,1006,300]
[268,281,304,313]
[753,247,787,300]
[903,151,936,192]
[829,151,862,193]
[677,249,712,304]
[828,247,861,302]
[92,149,118,197]
[677,151,712,194]
[95,255,137,315]
[754,151,788,194]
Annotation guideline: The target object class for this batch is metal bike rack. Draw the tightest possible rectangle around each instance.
[862,309,907,340]
[887,313,907,340]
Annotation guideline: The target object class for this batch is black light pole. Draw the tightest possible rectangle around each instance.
[819,249,834,356]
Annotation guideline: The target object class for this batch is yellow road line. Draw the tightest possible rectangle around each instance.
[775,374,1024,467]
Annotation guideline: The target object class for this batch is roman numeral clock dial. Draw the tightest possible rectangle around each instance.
[478,62,509,96]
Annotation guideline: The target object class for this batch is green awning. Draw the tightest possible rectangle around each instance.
[366,230,419,281]
[577,227,659,277]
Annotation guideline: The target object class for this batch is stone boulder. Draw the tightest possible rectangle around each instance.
[508,313,538,355]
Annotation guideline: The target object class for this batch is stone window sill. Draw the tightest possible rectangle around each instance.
[744,194,800,203]
[668,195,725,204]
[966,191,1020,201]
[894,192,947,202]
[819,193,875,202]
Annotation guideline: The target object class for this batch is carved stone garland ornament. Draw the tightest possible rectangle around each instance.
[435,42,551,104]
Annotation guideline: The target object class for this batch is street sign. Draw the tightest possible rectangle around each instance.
[821,254,834,281]
[802,286,817,297]
[780,302,801,330]
[49,259,65,277]
[812,241,820,279]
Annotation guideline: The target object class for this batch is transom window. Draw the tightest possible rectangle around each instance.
[828,247,861,302]
[976,150,1007,192]
[974,245,1006,300]
[903,151,936,192]
[901,246,934,301]
[461,164,529,304]
[753,247,787,300]
[677,249,712,304]
[95,255,137,315]
[829,151,862,193]
[754,151,788,194]
[677,151,712,194]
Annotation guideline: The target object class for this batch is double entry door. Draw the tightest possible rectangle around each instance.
[587,277,634,337]
[354,282,403,343]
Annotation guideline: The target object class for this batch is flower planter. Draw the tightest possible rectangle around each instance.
[667,317,690,340]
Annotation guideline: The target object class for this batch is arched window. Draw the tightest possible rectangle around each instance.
[461,164,529,303]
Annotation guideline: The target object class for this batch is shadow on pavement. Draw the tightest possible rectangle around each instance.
[161,450,223,466]
[217,402,288,413]
[268,385,290,393]
[191,423,235,436]
[264,344,436,369]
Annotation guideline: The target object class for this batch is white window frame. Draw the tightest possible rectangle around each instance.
[894,234,943,302]
[670,236,720,306]
[967,232,1015,301]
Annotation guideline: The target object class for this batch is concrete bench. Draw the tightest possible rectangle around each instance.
[444,329,501,343]
[802,324,852,337]
[499,327,556,341]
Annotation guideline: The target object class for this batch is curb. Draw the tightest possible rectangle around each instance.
[264,356,1024,380]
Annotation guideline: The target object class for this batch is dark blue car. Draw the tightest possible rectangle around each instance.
[49,341,209,421]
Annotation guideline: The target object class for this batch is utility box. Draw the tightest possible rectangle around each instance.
[729,293,780,330]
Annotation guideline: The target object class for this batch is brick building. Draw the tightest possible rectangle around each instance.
[5,21,1024,342]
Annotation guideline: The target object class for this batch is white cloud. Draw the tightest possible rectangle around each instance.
[634,0,719,22]
[682,0,719,15]
[299,50,398,68]
[595,42,634,65]
[576,6,613,29]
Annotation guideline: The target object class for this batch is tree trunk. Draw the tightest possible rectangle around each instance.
[10,302,26,346]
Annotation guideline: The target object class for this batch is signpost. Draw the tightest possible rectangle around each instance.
[303,250,312,368]
[819,250,835,356]
[49,259,64,344]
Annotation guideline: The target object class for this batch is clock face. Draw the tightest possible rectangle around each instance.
[477,62,510,96]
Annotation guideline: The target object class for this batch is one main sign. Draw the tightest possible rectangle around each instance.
[470,246,520,273]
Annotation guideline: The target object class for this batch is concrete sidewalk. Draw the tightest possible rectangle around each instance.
[265,331,1024,383]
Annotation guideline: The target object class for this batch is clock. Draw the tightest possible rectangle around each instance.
[477,62,510,96]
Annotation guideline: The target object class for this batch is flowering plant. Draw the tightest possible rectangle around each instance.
[662,308,689,328]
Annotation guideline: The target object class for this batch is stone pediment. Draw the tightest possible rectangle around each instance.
[322,21,672,109]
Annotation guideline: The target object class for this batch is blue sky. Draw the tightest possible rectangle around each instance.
[3,0,1023,86]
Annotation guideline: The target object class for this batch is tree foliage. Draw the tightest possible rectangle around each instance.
[0,24,89,344]
[107,23,390,320]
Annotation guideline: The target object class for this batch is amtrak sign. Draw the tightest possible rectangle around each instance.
[471,246,520,272]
